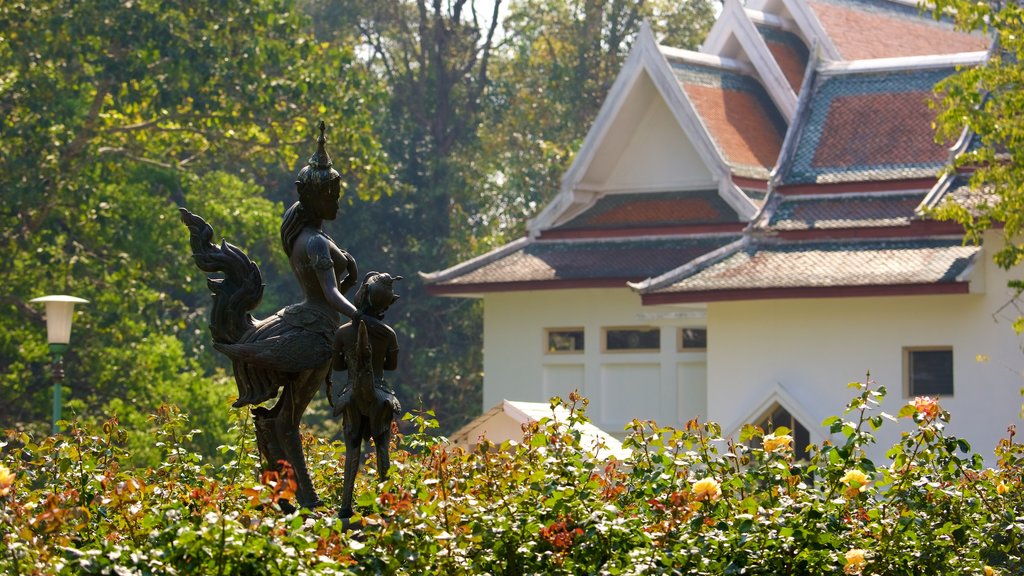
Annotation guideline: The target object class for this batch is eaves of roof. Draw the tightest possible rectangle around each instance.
[633,236,980,304]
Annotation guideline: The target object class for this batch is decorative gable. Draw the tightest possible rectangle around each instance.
[590,73,716,192]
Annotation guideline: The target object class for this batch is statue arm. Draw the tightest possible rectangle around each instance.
[383,327,399,371]
[309,235,359,319]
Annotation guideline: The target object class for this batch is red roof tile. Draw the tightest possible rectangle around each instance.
[685,84,785,176]
[811,91,946,168]
[555,190,740,231]
[765,39,807,93]
[808,0,989,60]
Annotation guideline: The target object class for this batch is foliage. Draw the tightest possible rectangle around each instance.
[0,0,390,453]
[295,0,717,433]
[930,0,1024,326]
[1,382,1021,575]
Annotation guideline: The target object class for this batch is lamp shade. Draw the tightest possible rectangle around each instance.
[30,295,89,345]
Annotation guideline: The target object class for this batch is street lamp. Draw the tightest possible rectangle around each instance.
[30,295,88,434]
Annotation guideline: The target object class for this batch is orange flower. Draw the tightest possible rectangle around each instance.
[843,549,867,574]
[913,396,939,421]
[0,464,13,497]
[692,477,721,502]
[762,433,793,453]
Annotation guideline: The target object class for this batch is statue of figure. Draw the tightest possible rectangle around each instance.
[331,271,403,520]
[179,121,386,510]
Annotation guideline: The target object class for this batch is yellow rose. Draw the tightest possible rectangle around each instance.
[0,464,13,497]
[843,549,867,574]
[763,433,793,453]
[840,469,869,488]
[996,482,1010,495]
[984,565,996,576]
[692,477,721,502]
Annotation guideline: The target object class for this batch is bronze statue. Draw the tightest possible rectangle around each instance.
[179,121,396,511]
[331,272,402,520]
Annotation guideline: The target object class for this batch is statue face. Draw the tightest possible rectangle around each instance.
[311,179,341,220]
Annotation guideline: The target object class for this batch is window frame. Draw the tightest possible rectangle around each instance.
[903,346,954,397]
[601,326,661,353]
[544,327,585,355]
[677,327,708,352]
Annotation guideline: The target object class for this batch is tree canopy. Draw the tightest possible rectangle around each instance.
[0,0,390,458]
[0,0,719,446]
[931,0,1024,327]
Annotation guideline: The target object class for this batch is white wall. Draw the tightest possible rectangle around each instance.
[482,288,708,435]
[706,241,1023,462]
[478,235,1024,461]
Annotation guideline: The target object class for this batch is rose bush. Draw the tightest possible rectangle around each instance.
[0,380,1021,574]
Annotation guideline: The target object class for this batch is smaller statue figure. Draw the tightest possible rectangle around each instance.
[332,271,403,520]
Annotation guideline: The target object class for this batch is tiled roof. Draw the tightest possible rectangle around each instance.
[757,26,810,93]
[807,0,989,60]
[554,190,741,231]
[782,68,954,185]
[670,61,787,180]
[429,235,741,288]
[921,173,997,215]
[647,238,978,294]
[767,193,925,230]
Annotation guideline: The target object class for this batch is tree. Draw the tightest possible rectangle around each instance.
[291,1,716,432]
[931,0,1024,328]
[470,0,717,245]
[293,0,506,432]
[0,0,390,459]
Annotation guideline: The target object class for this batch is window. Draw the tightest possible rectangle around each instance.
[905,347,953,396]
[546,328,584,354]
[603,327,660,352]
[754,403,811,456]
[678,328,707,351]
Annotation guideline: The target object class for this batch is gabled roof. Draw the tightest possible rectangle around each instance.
[531,25,769,235]
[424,234,741,296]
[776,58,984,186]
[424,1,991,303]
[632,237,980,304]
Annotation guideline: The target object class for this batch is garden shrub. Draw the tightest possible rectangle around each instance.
[0,380,1021,575]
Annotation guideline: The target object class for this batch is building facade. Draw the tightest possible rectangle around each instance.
[425,0,1021,458]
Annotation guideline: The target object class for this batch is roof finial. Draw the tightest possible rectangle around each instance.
[308,120,333,169]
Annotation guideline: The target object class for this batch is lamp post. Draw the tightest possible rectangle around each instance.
[30,295,88,434]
